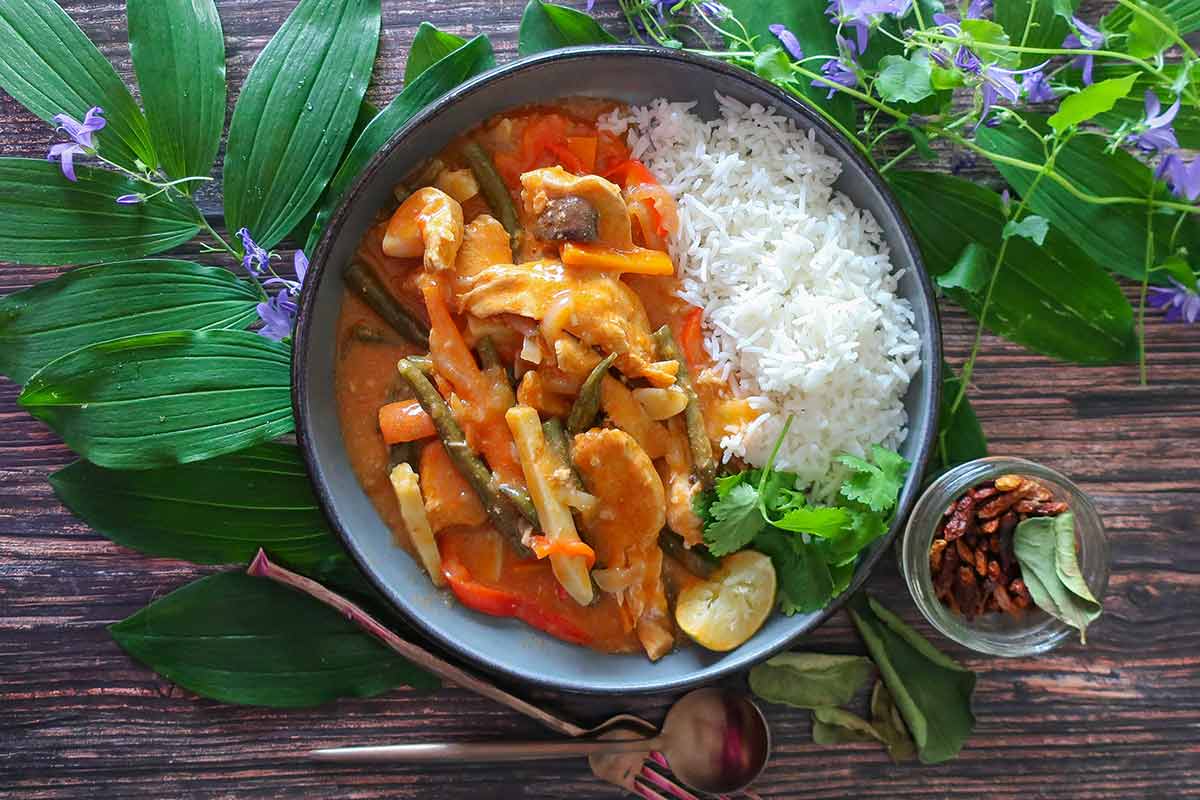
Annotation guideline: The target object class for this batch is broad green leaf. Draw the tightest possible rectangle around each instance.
[721,0,856,128]
[518,0,617,55]
[811,707,885,744]
[936,242,991,295]
[875,53,934,103]
[224,0,382,250]
[1002,214,1049,245]
[0,0,155,170]
[871,681,918,762]
[110,571,438,708]
[1127,0,1178,55]
[994,0,1078,66]
[848,594,976,764]
[305,35,496,253]
[405,22,467,83]
[890,170,1137,363]
[1104,0,1200,34]
[0,158,199,266]
[977,120,1200,281]
[0,259,257,384]
[50,444,366,592]
[128,0,226,183]
[749,652,874,709]
[19,330,293,470]
[1152,254,1196,286]
[935,362,989,472]
[752,47,795,86]
[1047,74,1138,132]
[960,20,1018,67]
[1013,512,1102,642]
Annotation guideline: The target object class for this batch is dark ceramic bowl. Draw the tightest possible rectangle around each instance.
[294,46,942,694]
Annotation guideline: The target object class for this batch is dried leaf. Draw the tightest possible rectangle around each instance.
[749,652,874,709]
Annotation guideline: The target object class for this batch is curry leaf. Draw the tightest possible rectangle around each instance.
[0,0,155,170]
[875,53,934,103]
[224,0,382,250]
[110,571,438,708]
[749,652,874,709]
[305,35,496,253]
[1003,214,1050,245]
[1013,512,1102,642]
[0,158,199,266]
[934,362,989,473]
[19,330,293,470]
[1047,74,1138,132]
[49,444,364,592]
[889,170,1138,363]
[848,594,976,764]
[127,0,225,184]
[812,707,885,744]
[518,0,617,55]
[994,0,1078,66]
[0,260,257,384]
[871,681,918,762]
[406,22,468,83]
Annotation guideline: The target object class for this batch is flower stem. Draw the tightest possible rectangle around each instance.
[1137,184,1156,385]
[880,143,918,172]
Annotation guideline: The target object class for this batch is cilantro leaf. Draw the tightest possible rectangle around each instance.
[772,505,853,538]
[821,509,889,565]
[755,529,834,615]
[837,445,910,514]
[703,483,767,556]
[715,470,749,500]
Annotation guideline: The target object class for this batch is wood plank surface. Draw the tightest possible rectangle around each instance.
[2,2,1199,798]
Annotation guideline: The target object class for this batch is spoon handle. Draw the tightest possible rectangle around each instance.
[310,737,662,764]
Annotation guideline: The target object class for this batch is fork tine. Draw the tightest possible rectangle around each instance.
[633,778,671,800]
[639,760,700,800]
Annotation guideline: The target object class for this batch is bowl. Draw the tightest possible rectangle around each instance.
[901,456,1110,656]
[293,46,942,694]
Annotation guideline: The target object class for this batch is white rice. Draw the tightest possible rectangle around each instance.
[600,95,922,498]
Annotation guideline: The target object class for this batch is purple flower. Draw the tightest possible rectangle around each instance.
[825,0,911,53]
[1156,154,1200,202]
[976,61,1048,128]
[256,291,299,341]
[1148,278,1200,324]
[954,45,982,74]
[1063,16,1104,85]
[237,227,270,277]
[115,194,143,205]
[812,36,860,98]
[264,249,309,295]
[1022,70,1057,103]
[1128,90,1180,152]
[966,0,992,18]
[46,106,106,182]
[769,23,805,59]
[698,1,730,18]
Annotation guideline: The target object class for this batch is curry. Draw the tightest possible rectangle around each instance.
[334,99,758,660]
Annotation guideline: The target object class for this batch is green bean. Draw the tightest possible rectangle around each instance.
[497,483,539,526]
[388,441,420,471]
[350,322,399,346]
[542,418,592,546]
[407,354,434,374]
[463,142,520,243]
[410,158,445,188]
[566,352,617,435]
[396,358,533,557]
[476,335,501,370]
[653,326,716,487]
[344,262,429,348]
[659,530,718,579]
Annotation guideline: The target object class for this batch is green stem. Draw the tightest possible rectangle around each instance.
[1114,0,1198,61]
[880,144,918,173]
[1137,184,1156,385]
[1018,0,1039,49]
[194,209,240,260]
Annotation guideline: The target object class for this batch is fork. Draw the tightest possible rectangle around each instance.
[247,550,748,799]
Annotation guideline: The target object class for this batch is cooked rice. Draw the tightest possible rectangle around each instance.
[600,95,922,498]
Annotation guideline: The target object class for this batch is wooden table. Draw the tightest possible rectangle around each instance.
[2,2,1198,797]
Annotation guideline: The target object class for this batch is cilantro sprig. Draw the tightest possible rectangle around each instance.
[697,417,910,615]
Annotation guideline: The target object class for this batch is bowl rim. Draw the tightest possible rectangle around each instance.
[293,44,943,694]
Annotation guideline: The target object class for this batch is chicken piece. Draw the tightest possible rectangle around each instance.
[434,168,479,203]
[572,428,673,660]
[520,167,633,248]
[382,187,464,272]
[454,214,512,299]
[459,260,660,381]
[418,441,487,532]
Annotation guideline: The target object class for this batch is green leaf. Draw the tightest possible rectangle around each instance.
[19,330,293,470]
[1103,0,1200,33]
[1152,254,1196,287]
[848,594,976,764]
[749,652,874,709]
[837,445,909,514]
[0,259,257,384]
[890,170,1138,363]
[1048,74,1138,133]
[305,35,496,253]
[977,120,1200,282]
[876,53,934,103]
[518,0,617,55]
[704,483,766,556]
[721,0,856,128]
[1126,0,1179,56]
[1013,512,1102,642]
[289,98,378,245]
[870,680,918,762]
[821,509,888,565]
[961,19,1018,67]
[49,444,361,586]
[1003,214,1050,245]
[0,158,199,266]
[812,707,886,744]
[110,571,438,708]
[935,362,989,472]
[772,506,854,537]
[752,46,796,86]
[405,22,468,83]
[756,529,834,615]
[994,0,1078,66]
[937,242,991,296]
[127,0,226,184]
[224,0,382,250]
[0,0,156,170]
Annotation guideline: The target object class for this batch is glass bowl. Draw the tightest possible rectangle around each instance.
[901,457,1109,657]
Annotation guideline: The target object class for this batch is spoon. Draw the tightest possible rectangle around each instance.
[310,687,771,794]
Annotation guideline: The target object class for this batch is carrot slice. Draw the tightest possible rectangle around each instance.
[560,242,674,276]
[528,535,597,569]
[378,400,436,444]
[678,306,706,374]
[565,136,598,173]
